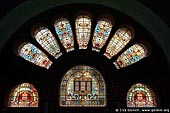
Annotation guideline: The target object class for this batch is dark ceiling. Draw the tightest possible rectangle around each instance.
[0,0,170,28]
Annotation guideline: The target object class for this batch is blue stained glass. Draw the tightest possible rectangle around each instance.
[133,56,140,61]
[25,55,32,60]
[128,48,133,54]
[31,46,37,53]
[66,26,70,32]
[96,26,100,33]
[104,30,108,35]
[57,29,63,35]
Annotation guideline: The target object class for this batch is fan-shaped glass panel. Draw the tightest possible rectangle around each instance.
[127,83,157,107]
[33,27,62,59]
[104,28,132,59]
[54,18,74,52]
[92,18,112,52]
[8,83,39,107]
[75,15,92,49]
[18,42,52,69]
[113,44,148,69]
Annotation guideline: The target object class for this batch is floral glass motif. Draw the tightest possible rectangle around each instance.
[18,42,52,69]
[127,83,157,107]
[92,18,112,52]
[33,27,62,59]
[75,15,92,49]
[8,83,39,107]
[113,44,147,69]
[104,28,132,59]
[54,18,74,52]
[60,65,106,107]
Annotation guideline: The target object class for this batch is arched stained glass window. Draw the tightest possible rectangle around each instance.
[54,18,74,52]
[92,18,113,52]
[8,83,39,107]
[33,27,62,59]
[104,27,133,59]
[18,42,52,69]
[75,15,92,49]
[113,43,149,69]
[127,83,157,107]
[60,65,106,107]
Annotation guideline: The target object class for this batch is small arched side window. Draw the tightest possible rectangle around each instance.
[8,83,39,107]
[127,83,157,107]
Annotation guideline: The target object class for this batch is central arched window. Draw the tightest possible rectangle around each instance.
[60,65,106,107]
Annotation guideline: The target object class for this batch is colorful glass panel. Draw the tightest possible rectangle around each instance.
[60,65,106,107]
[127,83,157,107]
[75,15,92,49]
[8,83,39,107]
[33,27,62,59]
[92,18,112,52]
[104,28,132,59]
[113,44,147,69]
[54,18,74,52]
[18,42,52,69]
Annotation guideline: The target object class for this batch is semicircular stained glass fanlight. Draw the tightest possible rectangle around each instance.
[60,65,106,107]
[17,42,52,69]
[92,16,114,52]
[32,26,62,59]
[113,43,149,69]
[75,14,92,49]
[54,18,74,52]
[8,83,39,107]
[127,83,157,107]
[104,25,135,59]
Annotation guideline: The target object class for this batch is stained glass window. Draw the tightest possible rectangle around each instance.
[113,43,148,69]
[33,27,62,59]
[60,65,106,107]
[92,18,113,52]
[104,28,132,59]
[75,15,92,49]
[8,83,39,107]
[127,83,157,107]
[54,18,74,52]
[18,42,52,69]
